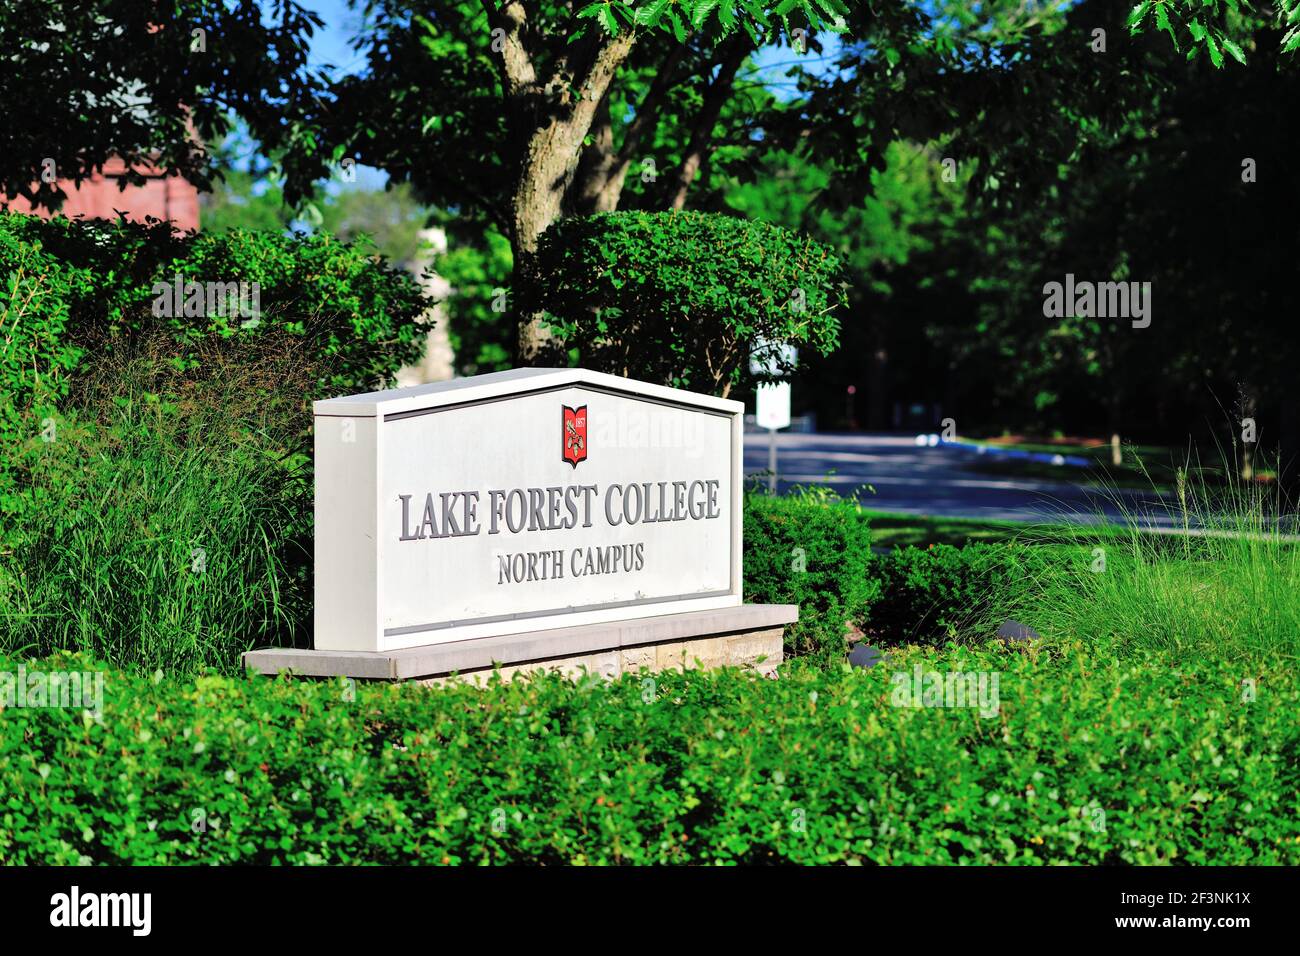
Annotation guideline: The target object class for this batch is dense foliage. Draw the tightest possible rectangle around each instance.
[743,489,876,660]
[0,0,321,210]
[865,543,1051,647]
[0,212,425,509]
[527,211,843,395]
[0,213,425,675]
[2,640,1294,865]
[0,213,427,415]
[0,224,89,464]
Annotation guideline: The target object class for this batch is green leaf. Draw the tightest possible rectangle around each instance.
[635,0,671,27]
[599,4,619,36]
[668,8,688,42]
[1204,31,1222,68]
[691,0,721,30]
[1153,3,1177,50]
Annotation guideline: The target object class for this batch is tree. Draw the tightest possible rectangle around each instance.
[432,220,515,376]
[0,0,1069,371]
[289,0,854,362]
[723,140,976,428]
[0,0,322,208]
[316,184,434,268]
[198,136,296,234]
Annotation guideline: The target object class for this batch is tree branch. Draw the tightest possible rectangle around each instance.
[615,42,688,169]
[666,36,750,210]
[482,0,538,96]
[566,41,689,214]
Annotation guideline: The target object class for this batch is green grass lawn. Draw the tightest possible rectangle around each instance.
[862,509,1143,549]
[863,510,1029,549]
[955,437,1276,492]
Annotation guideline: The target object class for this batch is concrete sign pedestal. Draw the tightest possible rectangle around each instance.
[244,604,795,683]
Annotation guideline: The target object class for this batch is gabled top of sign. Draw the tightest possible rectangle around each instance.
[314,367,743,418]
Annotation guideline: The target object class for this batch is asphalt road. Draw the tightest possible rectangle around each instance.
[742,431,1178,526]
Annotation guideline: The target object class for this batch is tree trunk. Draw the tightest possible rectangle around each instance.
[489,2,635,364]
[513,117,597,362]
[568,92,620,216]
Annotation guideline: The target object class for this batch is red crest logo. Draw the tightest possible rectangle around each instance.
[562,405,588,467]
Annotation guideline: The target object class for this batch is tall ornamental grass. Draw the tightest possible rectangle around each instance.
[0,336,313,675]
[1004,450,1300,663]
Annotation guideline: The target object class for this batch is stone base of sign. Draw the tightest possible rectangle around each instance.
[243,604,795,683]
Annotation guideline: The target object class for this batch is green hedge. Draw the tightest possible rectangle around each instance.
[2,643,1295,864]
[864,543,1052,646]
[743,491,877,660]
[0,212,427,454]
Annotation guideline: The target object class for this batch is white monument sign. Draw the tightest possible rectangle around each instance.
[313,368,743,652]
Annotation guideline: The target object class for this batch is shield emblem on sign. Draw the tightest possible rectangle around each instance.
[562,405,588,467]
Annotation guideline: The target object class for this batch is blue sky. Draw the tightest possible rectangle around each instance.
[301,0,365,75]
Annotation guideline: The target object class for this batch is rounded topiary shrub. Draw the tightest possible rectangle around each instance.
[525,210,844,396]
[743,490,877,660]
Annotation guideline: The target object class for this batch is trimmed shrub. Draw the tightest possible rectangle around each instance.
[525,210,844,395]
[743,490,877,660]
[1,640,1295,864]
[865,543,1051,646]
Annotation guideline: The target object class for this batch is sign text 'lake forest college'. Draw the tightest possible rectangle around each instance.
[313,369,743,652]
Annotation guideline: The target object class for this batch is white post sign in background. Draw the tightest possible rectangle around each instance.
[755,382,791,431]
[313,368,744,652]
[750,342,796,492]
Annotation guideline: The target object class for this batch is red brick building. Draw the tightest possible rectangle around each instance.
[6,157,200,231]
